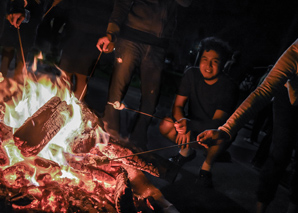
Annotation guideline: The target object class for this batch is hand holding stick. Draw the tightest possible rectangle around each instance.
[107,101,174,123]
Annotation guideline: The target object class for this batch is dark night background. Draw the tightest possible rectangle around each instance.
[171,0,298,82]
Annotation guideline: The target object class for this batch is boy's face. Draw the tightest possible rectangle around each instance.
[199,49,221,84]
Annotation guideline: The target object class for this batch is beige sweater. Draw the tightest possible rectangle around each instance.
[219,38,298,138]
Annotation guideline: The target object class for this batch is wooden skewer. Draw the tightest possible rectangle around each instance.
[107,101,190,124]
[79,51,102,101]
[17,27,27,76]
[43,0,62,19]
[107,101,175,123]
[110,140,199,160]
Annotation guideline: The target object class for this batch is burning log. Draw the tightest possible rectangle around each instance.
[78,101,103,129]
[69,102,105,153]
[98,140,160,177]
[13,97,72,157]
[115,168,137,213]
[0,145,9,167]
[0,121,13,141]
[0,122,13,166]
[2,162,33,188]
[65,153,120,185]
[69,128,97,153]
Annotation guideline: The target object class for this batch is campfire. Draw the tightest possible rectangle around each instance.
[0,65,169,213]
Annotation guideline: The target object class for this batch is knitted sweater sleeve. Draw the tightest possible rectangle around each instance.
[219,39,298,138]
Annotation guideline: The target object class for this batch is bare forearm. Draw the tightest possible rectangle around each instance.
[172,106,185,121]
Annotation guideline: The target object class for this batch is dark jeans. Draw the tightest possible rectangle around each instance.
[103,38,165,150]
[257,86,298,205]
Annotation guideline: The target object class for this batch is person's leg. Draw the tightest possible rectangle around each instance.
[159,117,176,141]
[257,87,296,208]
[129,44,165,150]
[103,39,140,139]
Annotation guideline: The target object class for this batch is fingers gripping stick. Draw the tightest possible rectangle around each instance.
[107,101,125,110]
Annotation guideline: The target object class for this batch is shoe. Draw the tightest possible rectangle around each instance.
[168,151,196,166]
[197,169,213,188]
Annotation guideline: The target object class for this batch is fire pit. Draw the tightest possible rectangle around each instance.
[0,70,176,212]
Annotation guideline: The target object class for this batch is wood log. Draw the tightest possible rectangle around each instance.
[0,145,9,166]
[114,168,137,213]
[69,128,96,154]
[0,122,13,166]
[13,97,72,157]
[101,140,160,177]
[0,122,13,141]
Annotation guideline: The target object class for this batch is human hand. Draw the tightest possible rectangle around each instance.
[175,131,191,149]
[107,101,125,110]
[174,118,188,134]
[96,36,114,53]
[6,13,25,28]
[196,129,229,148]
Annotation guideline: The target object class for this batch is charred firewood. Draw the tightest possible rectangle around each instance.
[0,122,13,166]
[2,162,32,188]
[69,128,97,153]
[26,156,62,181]
[69,102,106,154]
[65,154,117,185]
[101,140,160,177]
[0,122,13,141]
[0,146,8,167]
[13,97,72,157]
[115,168,137,213]
[77,102,103,129]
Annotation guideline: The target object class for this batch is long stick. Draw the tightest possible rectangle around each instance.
[123,105,175,123]
[17,28,27,76]
[107,102,190,124]
[79,51,102,101]
[42,0,63,19]
[110,140,199,160]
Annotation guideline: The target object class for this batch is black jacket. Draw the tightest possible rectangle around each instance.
[107,0,192,47]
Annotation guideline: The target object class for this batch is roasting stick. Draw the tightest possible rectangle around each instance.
[79,51,103,101]
[110,140,200,160]
[43,0,63,18]
[107,101,190,124]
[17,28,27,76]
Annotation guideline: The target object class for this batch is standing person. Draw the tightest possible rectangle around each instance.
[58,0,114,101]
[0,0,45,81]
[159,37,239,186]
[96,0,193,150]
[197,38,298,213]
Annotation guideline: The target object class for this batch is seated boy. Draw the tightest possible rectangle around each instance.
[159,37,239,187]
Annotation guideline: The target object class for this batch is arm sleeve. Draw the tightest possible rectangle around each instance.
[106,0,133,36]
[220,39,298,139]
[9,0,25,14]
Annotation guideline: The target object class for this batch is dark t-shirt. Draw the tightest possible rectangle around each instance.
[177,67,239,134]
